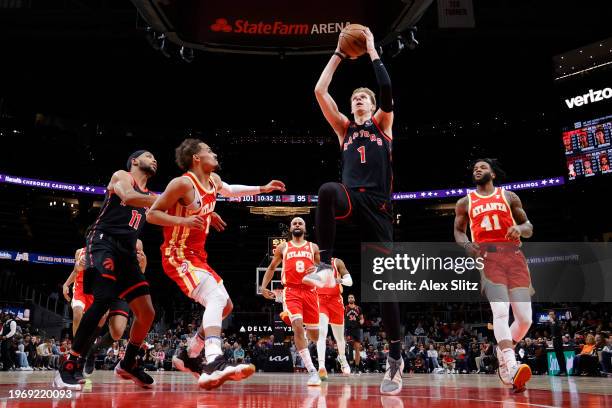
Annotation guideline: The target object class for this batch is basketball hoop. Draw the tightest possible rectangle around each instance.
[272,289,284,304]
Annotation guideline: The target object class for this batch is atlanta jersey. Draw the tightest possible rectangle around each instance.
[281,240,316,287]
[468,187,518,244]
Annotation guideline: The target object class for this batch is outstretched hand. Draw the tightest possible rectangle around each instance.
[261,180,286,193]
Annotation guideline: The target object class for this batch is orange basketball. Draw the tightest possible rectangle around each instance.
[338,24,368,58]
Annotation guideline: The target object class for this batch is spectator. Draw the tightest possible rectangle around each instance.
[152,343,165,371]
[1,313,17,371]
[35,338,52,370]
[233,342,245,364]
[601,334,612,376]
[455,343,468,373]
[573,334,598,376]
[426,343,440,372]
[14,335,32,371]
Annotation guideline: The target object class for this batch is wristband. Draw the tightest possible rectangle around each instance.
[334,51,346,60]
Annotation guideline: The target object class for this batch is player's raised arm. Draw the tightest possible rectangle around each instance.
[505,191,534,240]
[260,243,285,300]
[111,170,157,208]
[364,28,394,136]
[212,173,285,197]
[146,177,204,229]
[334,258,353,287]
[314,42,351,145]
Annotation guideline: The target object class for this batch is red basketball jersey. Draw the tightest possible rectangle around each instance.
[281,240,316,286]
[161,172,217,258]
[73,247,86,290]
[316,258,342,296]
[468,187,518,244]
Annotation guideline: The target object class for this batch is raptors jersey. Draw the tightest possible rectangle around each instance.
[161,172,217,258]
[341,117,393,197]
[281,240,316,286]
[316,258,342,296]
[468,187,518,244]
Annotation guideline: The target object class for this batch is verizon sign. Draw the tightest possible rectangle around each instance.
[210,18,351,36]
[564,87,612,109]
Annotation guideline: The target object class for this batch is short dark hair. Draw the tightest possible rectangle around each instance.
[175,138,204,171]
[472,158,506,182]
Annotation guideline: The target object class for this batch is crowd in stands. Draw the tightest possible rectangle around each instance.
[1,305,611,378]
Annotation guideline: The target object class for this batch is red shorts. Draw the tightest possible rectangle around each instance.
[162,248,222,298]
[283,285,319,327]
[72,281,93,311]
[318,294,344,326]
[481,249,531,290]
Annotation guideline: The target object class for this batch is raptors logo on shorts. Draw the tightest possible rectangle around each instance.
[281,240,319,327]
[317,258,345,325]
[467,187,531,291]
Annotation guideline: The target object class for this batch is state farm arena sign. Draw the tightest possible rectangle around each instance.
[210,18,351,36]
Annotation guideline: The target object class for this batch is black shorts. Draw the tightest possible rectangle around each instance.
[84,232,149,303]
[339,187,393,243]
[108,298,130,318]
[346,326,363,342]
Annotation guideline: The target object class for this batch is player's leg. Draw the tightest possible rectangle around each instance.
[71,305,84,336]
[287,289,320,386]
[327,297,350,375]
[85,302,127,377]
[317,311,330,380]
[315,182,351,264]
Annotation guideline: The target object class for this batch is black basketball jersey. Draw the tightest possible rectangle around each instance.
[345,305,362,329]
[87,175,150,247]
[341,117,392,197]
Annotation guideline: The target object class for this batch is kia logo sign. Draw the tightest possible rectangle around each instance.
[269,356,290,362]
[210,18,351,36]
[564,87,612,109]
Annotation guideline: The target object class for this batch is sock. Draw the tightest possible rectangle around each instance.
[123,341,142,368]
[299,348,316,372]
[316,319,328,369]
[205,336,222,362]
[188,331,206,358]
[502,348,518,372]
[90,332,114,357]
[389,340,401,361]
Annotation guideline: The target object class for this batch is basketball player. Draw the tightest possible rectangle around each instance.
[54,150,158,390]
[316,257,353,379]
[260,217,322,386]
[454,158,534,393]
[344,294,365,373]
[311,28,403,394]
[61,241,146,377]
[147,138,285,389]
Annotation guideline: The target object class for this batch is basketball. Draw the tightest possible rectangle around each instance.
[339,24,368,58]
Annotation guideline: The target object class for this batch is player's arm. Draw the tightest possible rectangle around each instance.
[505,191,534,239]
[260,243,285,300]
[311,243,321,265]
[111,170,157,208]
[359,309,365,326]
[454,197,479,256]
[364,28,394,136]
[314,43,351,145]
[334,258,353,287]
[62,249,81,301]
[146,178,205,229]
[136,239,147,273]
[212,173,285,197]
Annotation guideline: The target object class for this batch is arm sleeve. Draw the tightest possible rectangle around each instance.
[339,274,353,287]
[372,59,393,112]
[219,182,261,197]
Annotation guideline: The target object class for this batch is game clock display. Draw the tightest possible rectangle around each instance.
[562,114,612,180]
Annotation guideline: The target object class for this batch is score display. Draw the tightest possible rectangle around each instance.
[562,114,612,180]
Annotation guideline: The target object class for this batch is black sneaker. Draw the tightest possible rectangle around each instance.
[114,359,155,388]
[172,348,203,380]
[52,359,82,390]
[197,355,255,390]
[83,352,96,378]
[73,357,86,384]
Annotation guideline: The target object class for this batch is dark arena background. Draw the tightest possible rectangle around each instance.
[0,1,611,407]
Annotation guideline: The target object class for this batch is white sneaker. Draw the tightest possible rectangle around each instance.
[302,264,335,288]
[307,370,322,386]
[339,357,351,376]
[380,356,404,395]
[496,347,512,386]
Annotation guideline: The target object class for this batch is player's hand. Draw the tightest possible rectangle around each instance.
[464,242,481,258]
[181,215,206,229]
[62,284,71,302]
[505,226,522,240]
[210,212,227,232]
[136,250,146,272]
[261,180,286,193]
[362,27,376,55]
[261,287,275,300]
[78,255,87,269]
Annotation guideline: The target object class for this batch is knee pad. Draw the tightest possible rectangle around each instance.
[200,283,230,329]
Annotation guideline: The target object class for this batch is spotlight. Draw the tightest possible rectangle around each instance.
[180,46,195,63]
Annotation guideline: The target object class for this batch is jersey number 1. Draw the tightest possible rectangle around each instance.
[129,210,142,230]
[357,146,366,163]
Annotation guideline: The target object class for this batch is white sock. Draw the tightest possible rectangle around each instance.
[204,336,222,362]
[188,332,205,358]
[299,348,316,372]
[317,314,329,369]
[502,348,518,371]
